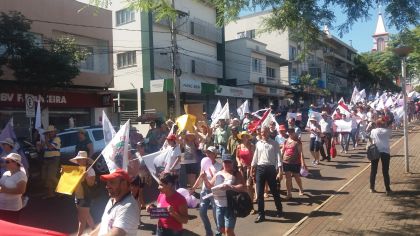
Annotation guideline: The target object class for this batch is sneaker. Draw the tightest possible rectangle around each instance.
[340,150,344,153]
[344,151,348,154]
[370,189,377,193]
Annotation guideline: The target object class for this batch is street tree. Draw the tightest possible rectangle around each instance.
[0,11,88,91]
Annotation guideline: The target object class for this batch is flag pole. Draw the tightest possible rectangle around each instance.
[86,153,103,173]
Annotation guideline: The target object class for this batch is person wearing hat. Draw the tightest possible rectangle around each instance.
[0,138,16,176]
[70,151,95,236]
[156,134,182,179]
[0,153,27,223]
[40,125,61,199]
[275,125,289,148]
[251,126,283,223]
[214,119,230,156]
[319,111,333,162]
[190,146,222,236]
[91,169,140,236]
[201,153,246,236]
[307,115,321,166]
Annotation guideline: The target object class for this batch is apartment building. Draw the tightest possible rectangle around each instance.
[225,11,357,104]
[0,0,113,135]
[225,38,289,109]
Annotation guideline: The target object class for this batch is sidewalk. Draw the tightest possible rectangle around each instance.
[288,124,420,236]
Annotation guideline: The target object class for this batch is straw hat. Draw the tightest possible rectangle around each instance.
[70,151,93,164]
[4,153,22,166]
[237,131,252,140]
[0,138,15,147]
[44,125,57,133]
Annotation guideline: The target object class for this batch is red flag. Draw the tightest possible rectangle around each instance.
[0,220,67,236]
[248,109,271,133]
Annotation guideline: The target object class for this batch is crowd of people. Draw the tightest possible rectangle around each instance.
[0,95,419,236]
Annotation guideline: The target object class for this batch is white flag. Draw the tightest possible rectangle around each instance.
[211,101,230,127]
[236,100,250,120]
[35,97,44,141]
[384,97,394,108]
[350,87,360,104]
[376,99,385,111]
[102,110,116,145]
[101,120,130,172]
[211,100,222,121]
[359,89,366,100]
[261,113,279,130]
[142,149,169,182]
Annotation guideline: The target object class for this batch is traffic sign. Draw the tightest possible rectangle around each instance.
[25,94,36,118]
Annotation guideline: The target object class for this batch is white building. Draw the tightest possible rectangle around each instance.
[225,11,357,103]
[372,13,389,52]
[225,38,289,109]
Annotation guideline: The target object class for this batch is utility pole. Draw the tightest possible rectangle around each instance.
[171,0,181,117]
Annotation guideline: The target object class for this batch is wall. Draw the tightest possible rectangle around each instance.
[0,0,113,88]
[225,40,251,85]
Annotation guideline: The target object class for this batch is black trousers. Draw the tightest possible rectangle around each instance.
[320,133,332,159]
[370,152,391,191]
[256,165,282,216]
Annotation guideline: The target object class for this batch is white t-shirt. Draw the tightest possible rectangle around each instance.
[0,170,27,211]
[201,159,222,191]
[370,128,391,154]
[165,145,182,171]
[98,194,140,236]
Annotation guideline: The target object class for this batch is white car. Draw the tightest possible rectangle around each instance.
[58,127,108,173]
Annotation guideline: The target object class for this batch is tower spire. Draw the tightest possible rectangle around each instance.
[372,12,389,52]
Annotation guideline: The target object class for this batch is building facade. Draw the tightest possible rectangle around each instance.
[0,0,113,136]
[225,11,357,105]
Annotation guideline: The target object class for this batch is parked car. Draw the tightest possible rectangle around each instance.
[58,126,109,174]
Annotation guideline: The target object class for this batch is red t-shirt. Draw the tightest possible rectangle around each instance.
[157,192,187,232]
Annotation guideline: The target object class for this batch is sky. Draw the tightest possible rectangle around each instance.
[240,5,398,53]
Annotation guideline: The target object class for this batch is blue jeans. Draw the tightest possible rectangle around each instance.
[346,128,357,148]
[199,190,218,236]
[215,206,236,230]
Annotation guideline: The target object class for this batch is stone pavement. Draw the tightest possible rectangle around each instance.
[288,125,420,236]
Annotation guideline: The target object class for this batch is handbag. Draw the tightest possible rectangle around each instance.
[330,141,337,158]
[300,166,309,177]
[367,143,381,161]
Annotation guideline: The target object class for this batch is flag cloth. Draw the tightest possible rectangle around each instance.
[102,110,116,145]
[0,119,29,172]
[0,220,67,236]
[35,98,45,141]
[376,99,385,111]
[55,165,85,195]
[350,86,360,104]
[334,120,352,132]
[236,100,250,120]
[142,149,170,182]
[248,109,271,132]
[359,89,366,101]
[175,114,196,133]
[211,101,230,127]
[211,100,222,121]
[385,97,394,108]
[261,112,279,130]
[101,120,130,172]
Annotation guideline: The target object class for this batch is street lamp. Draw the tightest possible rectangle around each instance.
[393,45,413,173]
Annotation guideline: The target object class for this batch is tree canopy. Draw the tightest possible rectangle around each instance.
[0,11,88,89]
[90,0,419,46]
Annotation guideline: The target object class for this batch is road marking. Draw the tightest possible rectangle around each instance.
[283,128,412,236]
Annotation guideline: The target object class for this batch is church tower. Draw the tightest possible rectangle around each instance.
[372,12,389,51]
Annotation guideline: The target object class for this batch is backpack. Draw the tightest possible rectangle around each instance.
[367,144,381,161]
[226,190,253,218]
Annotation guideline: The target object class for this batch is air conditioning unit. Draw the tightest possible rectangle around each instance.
[258,77,265,84]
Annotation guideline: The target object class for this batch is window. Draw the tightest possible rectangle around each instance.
[252,58,262,73]
[58,132,79,148]
[237,31,245,39]
[191,60,196,73]
[289,46,297,60]
[116,8,135,26]
[246,29,256,39]
[377,38,385,51]
[266,67,275,78]
[92,130,104,141]
[79,47,94,71]
[117,51,136,69]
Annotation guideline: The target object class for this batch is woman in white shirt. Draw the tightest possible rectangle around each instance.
[0,153,27,223]
[369,119,392,195]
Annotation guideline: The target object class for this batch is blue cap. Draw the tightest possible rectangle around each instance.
[222,154,233,162]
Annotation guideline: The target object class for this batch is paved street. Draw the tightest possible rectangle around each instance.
[17,124,418,236]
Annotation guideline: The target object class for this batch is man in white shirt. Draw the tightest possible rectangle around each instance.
[319,111,333,161]
[90,169,140,236]
[251,126,283,223]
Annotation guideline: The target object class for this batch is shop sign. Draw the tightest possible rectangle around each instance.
[0,91,112,108]
[180,79,201,94]
[215,85,253,98]
[150,79,165,93]
[254,85,268,94]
